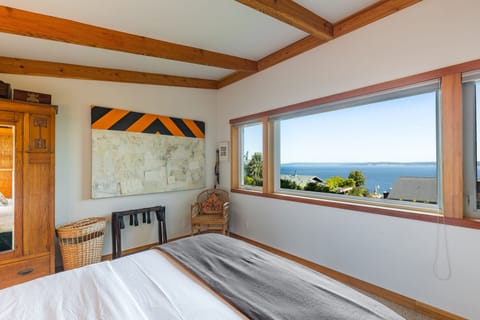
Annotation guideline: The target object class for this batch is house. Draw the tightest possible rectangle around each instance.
[0,0,479,319]
[387,177,437,204]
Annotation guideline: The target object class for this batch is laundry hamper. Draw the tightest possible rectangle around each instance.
[56,217,106,270]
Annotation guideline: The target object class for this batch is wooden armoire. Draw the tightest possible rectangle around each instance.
[0,100,56,289]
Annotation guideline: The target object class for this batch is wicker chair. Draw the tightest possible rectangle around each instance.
[191,188,229,235]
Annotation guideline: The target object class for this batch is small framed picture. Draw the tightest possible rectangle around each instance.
[218,141,229,162]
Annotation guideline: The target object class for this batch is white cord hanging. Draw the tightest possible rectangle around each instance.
[433,215,452,280]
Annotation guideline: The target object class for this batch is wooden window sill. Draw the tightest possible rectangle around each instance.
[231,188,480,230]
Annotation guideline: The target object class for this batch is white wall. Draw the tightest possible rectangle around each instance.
[0,73,218,254]
[1,0,479,317]
[217,0,480,318]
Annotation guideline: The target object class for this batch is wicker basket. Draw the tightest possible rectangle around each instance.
[56,217,106,270]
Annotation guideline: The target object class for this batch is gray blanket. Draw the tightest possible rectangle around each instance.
[156,234,404,320]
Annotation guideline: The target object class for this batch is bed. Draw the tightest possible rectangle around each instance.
[0,199,13,233]
[0,199,13,251]
[0,234,404,320]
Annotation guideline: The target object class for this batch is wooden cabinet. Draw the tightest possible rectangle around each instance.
[0,100,56,289]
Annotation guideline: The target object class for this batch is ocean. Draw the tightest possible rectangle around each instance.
[280,163,437,193]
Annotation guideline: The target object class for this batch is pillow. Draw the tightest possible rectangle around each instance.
[201,193,224,214]
[0,192,8,206]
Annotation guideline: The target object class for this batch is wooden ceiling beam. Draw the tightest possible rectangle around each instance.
[0,1,424,89]
[333,0,423,37]
[257,35,328,71]
[0,56,218,89]
[235,0,333,40]
[0,6,257,72]
[217,71,253,89]
[221,0,423,88]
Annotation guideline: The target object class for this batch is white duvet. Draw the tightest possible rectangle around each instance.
[0,200,13,233]
[0,250,244,320]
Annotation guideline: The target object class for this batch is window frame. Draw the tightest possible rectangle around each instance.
[271,82,441,214]
[238,121,264,191]
[230,58,480,229]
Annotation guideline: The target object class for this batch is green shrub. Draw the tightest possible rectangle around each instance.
[280,179,301,190]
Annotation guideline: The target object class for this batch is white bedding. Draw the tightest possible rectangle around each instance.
[0,250,243,320]
[0,200,13,233]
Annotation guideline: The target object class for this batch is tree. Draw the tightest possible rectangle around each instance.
[247,152,263,180]
[348,186,369,197]
[325,176,344,191]
[304,181,329,192]
[244,152,263,186]
[348,170,366,187]
[324,176,354,191]
[244,175,255,186]
[280,179,301,190]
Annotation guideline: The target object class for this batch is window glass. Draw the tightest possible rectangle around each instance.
[462,79,480,217]
[278,90,439,207]
[476,84,480,210]
[240,123,263,187]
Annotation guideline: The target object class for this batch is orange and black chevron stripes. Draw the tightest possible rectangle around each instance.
[183,119,205,138]
[91,108,129,130]
[125,114,157,133]
[91,106,205,138]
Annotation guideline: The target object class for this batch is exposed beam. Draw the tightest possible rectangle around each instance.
[220,0,422,88]
[333,0,423,37]
[0,5,257,72]
[218,35,328,88]
[235,0,333,40]
[218,71,254,89]
[0,56,218,89]
[257,35,328,70]
[0,1,423,89]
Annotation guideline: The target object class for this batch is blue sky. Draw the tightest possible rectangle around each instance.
[243,91,438,164]
[242,123,263,158]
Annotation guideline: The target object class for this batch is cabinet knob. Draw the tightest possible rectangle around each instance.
[17,268,33,276]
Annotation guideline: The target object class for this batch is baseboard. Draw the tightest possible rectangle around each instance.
[230,233,465,320]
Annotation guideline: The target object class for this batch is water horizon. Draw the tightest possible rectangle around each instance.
[282,161,436,165]
[280,162,437,194]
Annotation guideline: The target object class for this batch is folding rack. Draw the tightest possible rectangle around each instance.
[111,205,166,259]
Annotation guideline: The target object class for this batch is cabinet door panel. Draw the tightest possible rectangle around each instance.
[0,111,22,260]
[27,113,52,152]
[23,153,53,256]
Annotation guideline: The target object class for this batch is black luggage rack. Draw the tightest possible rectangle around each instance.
[111,205,166,259]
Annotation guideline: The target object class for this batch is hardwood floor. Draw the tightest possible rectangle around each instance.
[359,290,433,320]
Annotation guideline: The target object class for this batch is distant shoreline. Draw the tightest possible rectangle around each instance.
[280,162,437,193]
[281,162,436,166]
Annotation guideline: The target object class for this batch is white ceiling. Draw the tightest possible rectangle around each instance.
[0,0,384,81]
